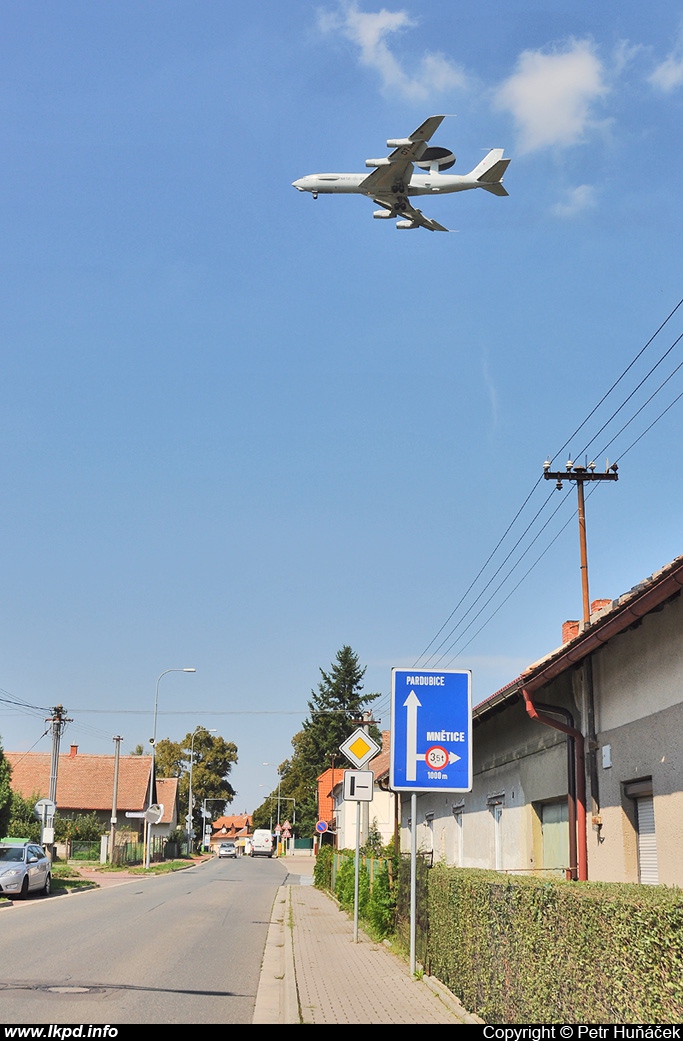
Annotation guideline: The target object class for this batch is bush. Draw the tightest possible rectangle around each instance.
[313,844,333,890]
[335,854,369,916]
[426,865,683,1023]
[366,860,396,938]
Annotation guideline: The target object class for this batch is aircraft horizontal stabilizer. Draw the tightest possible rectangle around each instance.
[480,182,509,197]
[478,158,510,184]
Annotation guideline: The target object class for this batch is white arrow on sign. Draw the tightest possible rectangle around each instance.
[404,690,421,781]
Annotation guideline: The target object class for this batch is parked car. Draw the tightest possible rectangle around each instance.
[218,842,237,859]
[0,842,51,898]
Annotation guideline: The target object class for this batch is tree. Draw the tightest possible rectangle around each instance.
[5,790,42,843]
[253,646,380,837]
[0,738,12,839]
[302,645,380,769]
[154,731,238,837]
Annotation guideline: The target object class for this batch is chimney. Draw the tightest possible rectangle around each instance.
[590,598,612,618]
[562,620,580,645]
[68,744,78,758]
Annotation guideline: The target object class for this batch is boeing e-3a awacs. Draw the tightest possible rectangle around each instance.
[292,115,510,232]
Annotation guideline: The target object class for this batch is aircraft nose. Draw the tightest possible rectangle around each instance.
[292,178,305,191]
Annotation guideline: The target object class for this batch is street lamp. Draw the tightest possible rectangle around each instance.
[188,726,216,850]
[263,762,282,828]
[145,667,196,870]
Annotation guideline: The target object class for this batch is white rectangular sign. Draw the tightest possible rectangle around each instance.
[343,770,374,802]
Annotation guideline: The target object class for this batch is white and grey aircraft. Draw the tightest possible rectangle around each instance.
[292,115,510,232]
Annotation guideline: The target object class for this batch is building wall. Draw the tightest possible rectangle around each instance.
[590,698,683,885]
[400,696,573,875]
[593,592,683,732]
[333,785,394,850]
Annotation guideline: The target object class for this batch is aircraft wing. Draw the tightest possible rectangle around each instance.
[361,115,445,194]
[373,196,450,232]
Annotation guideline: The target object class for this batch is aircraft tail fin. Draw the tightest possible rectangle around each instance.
[470,149,510,194]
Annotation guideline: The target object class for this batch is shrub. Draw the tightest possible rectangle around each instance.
[426,865,683,1023]
[313,844,333,890]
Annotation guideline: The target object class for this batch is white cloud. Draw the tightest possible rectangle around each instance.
[649,41,683,92]
[551,184,598,218]
[317,2,467,101]
[494,39,608,154]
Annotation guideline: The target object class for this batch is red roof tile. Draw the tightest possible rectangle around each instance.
[155,778,179,825]
[6,751,152,813]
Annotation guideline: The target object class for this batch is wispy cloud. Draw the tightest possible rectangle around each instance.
[649,36,683,92]
[317,2,467,101]
[552,184,598,218]
[494,39,609,154]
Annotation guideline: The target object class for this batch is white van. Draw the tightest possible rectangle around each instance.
[250,829,274,858]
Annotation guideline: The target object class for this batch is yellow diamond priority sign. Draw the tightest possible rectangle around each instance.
[340,727,380,769]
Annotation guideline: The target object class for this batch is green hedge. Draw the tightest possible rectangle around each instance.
[314,848,397,940]
[427,865,683,1023]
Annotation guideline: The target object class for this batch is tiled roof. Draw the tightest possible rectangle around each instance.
[212,813,252,836]
[473,551,683,722]
[155,778,179,824]
[6,751,152,812]
[368,731,390,780]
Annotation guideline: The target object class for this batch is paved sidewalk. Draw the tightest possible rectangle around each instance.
[254,856,481,1025]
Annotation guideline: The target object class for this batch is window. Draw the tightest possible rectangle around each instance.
[624,779,658,885]
[487,793,505,871]
[541,801,569,873]
[452,802,464,866]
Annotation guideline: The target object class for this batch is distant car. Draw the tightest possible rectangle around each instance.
[218,842,237,859]
[0,843,51,898]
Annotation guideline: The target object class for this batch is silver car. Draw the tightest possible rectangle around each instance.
[0,843,51,898]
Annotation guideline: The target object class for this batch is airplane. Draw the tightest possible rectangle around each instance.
[292,115,510,232]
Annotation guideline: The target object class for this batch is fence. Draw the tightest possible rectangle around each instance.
[69,841,101,861]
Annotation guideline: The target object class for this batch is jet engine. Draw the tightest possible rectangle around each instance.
[365,157,392,167]
[414,147,456,171]
[396,220,419,229]
[373,209,394,219]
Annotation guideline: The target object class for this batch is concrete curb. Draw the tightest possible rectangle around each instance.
[253,884,299,1024]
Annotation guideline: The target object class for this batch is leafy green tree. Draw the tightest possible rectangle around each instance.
[0,739,11,839]
[5,790,42,842]
[253,646,380,837]
[154,731,238,836]
[54,812,105,842]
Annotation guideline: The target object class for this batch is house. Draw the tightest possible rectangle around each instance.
[400,553,683,886]
[316,766,346,847]
[6,744,153,841]
[330,732,396,850]
[210,813,252,854]
[151,777,180,842]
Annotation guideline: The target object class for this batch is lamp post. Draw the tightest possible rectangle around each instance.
[187,726,216,851]
[262,762,282,827]
[145,667,196,870]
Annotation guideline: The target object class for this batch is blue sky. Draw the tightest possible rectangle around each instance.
[2,1,683,816]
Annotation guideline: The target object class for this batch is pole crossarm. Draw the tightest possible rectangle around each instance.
[543,461,619,626]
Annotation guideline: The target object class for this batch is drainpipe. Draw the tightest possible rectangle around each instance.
[522,688,588,881]
[535,701,577,880]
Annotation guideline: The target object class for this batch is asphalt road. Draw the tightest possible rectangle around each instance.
[0,855,289,1024]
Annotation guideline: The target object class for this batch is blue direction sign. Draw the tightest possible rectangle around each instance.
[390,668,472,792]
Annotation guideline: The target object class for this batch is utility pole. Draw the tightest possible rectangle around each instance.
[543,458,618,625]
[110,736,123,862]
[45,704,72,850]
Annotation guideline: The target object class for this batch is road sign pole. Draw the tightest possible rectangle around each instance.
[410,792,417,976]
[353,807,361,943]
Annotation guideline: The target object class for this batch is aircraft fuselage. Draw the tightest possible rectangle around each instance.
[292,171,486,197]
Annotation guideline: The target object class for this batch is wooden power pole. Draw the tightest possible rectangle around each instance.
[543,458,618,625]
